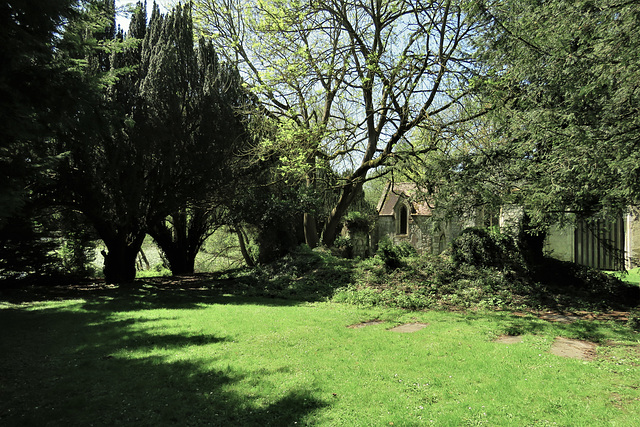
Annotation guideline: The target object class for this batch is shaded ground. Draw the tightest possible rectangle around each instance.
[2,273,637,323]
[513,310,633,323]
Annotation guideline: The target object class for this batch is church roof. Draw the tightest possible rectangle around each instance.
[376,182,433,216]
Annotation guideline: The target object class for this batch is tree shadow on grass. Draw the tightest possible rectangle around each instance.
[0,275,313,313]
[0,303,328,426]
[456,310,639,344]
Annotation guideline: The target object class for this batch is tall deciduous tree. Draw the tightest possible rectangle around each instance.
[194,0,487,247]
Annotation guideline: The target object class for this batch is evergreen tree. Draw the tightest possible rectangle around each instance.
[139,3,257,275]
[0,0,76,225]
[57,1,256,281]
[0,0,84,279]
[464,0,640,226]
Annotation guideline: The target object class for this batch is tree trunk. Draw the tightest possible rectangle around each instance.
[149,216,195,275]
[304,212,319,248]
[162,245,196,275]
[322,181,364,247]
[149,207,215,276]
[137,247,150,270]
[236,226,256,267]
[303,166,319,248]
[101,233,145,283]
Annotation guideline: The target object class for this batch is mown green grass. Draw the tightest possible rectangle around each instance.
[610,267,640,286]
[1,288,639,426]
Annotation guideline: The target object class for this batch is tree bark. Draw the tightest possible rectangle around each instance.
[236,226,256,267]
[303,163,319,248]
[322,180,364,247]
[101,233,145,283]
[149,215,195,275]
[149,207,215,275]
[304,212,319,248]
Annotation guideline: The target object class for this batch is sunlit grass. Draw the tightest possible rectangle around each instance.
[1,294,639,426]
[610,267,640,286]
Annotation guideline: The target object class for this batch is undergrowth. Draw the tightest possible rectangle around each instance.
[232,232,640,314]
[222,245,353,301]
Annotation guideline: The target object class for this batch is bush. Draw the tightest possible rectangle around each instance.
[240,245,353,301]
[451,227,521,270]
[333,236,353,258]
[628,310,640,331]
[344,211,371,233]
[376,238,417,270]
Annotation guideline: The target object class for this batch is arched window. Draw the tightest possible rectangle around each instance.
[399,205,408,235]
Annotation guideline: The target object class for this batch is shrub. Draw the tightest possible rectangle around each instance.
[375,238,416,270]
[628,310,640,331]
[344,211,371,233]
[451,227,521,270]
[333,236,353,258]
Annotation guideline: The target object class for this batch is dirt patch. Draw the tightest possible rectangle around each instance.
[512,310,631,323]
[494,335,598,360]
[550,337,597,360]
[494,335,523,344]
[388,323,429,333]
[347,320,384,329]
[538,313,581,323]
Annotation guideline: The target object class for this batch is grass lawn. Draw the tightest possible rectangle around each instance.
[610,267,640,286]
[1,283,639,426]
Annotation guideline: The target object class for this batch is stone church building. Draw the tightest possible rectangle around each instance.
[374,182,482,255]
[375,182,640,270]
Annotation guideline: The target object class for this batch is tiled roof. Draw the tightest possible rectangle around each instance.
[376,182,432,216]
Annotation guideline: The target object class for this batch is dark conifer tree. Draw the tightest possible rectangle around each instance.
[57,1,255,281]
[140,4,255,275]
[0,0,80,279]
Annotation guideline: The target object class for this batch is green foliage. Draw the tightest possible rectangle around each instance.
[460,0,640,225]
[242,245,353,301]
[331,247,639,312]
[628,310,640,331]
[0,0,76,226]
[375,238,417,270]
[49,1,258,281]
[451,227,522,270]
[196,227,256,272]
[135,264,171,278]
[332,236,353,259]
[0,210,60,281]
[343,211,371,233]
[58,230,97,278]
[194,0,488,247]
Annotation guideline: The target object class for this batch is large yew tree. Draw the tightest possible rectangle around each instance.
[0,0,76,225]
[59,1,253,281]
[461,0,640,226]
